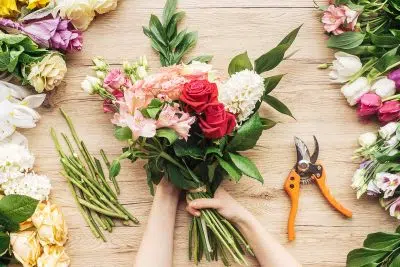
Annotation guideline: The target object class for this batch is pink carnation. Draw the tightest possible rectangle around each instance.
[104,69,126,91]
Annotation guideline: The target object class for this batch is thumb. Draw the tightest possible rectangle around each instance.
[189,198,221,210]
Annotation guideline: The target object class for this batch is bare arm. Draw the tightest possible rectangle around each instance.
[186,187,301,267]
[135,179,180,267]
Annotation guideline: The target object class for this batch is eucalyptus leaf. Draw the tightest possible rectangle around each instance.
[228,51,253,75]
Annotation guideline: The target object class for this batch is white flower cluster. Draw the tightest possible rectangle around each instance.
[54,0,118,31]
[0,141,51,201]
[219,70,265,123]
[2,173,51,201]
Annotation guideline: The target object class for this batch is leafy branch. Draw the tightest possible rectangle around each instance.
[143,0,198,66]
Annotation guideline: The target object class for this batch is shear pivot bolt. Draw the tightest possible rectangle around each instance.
[316,174,321,178]
[317,166,321,170]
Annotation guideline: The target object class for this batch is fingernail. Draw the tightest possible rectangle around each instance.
[195,211,201,217]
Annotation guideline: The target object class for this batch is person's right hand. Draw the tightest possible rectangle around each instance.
[186,187,252,224]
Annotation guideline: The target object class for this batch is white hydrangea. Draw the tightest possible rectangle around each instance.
[2,172,51,201]
[219,70,264,123]
[0,143,35,181]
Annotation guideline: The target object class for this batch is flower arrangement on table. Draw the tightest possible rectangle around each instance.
[318,0,400,123]
[82,0,300,265]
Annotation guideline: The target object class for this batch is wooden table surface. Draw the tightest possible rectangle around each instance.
[21,0,399,266]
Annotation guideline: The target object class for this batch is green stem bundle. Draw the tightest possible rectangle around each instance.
[188,192,254,266]
[51,109,139,241]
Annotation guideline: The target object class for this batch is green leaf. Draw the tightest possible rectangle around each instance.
[114,127,132,141]
[228,153,263,183]
[0,233,9,257]
[188,55,213,64]
[260,117,277,130]
[228,112,264,151]
[144,159,164,196]
[390,253,400,267]
[370,33,400,48]
[396,225,400,234]
[363,232,400,251]
[0,195,38,232]
[173,140,204,160]
[156,128,179,145]
[347,248,388,267]
[263,95,294,118]
[228,51,253,75]
[0,52,10,72]
[109,160,121,178]
[254,25,301,74]
[264,74,285,95]
[162,0,177,26]
[327,32,366,50]
[216,156,242,182]
[205,147,223,157]
[371,46,400,74]
[8,48,23,72]
[0,33,26,45]
[149,15,167,47]
[166,11,185,39]
[175,31,198,61]
[165,163,198,190]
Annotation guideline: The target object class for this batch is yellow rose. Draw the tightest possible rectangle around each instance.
[55,0,96,31]
[27,53,67,93]
[37,246,70,267]
[94,0,117,14]
[0,0,19,17]
[26,0,50,9]
[10,231,42,267]
[31,202,68,246]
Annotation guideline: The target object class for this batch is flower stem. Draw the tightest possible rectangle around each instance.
[78,198,129,220]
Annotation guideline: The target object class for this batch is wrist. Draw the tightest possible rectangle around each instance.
[233,209,258,229]
[156,180,180,199]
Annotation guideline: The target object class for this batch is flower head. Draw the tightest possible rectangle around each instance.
[341,77,370,106]
[199,103,237,139]
[379,122,399,140]
[322,5,359,35]
[37,245,70,267]
[0,143,34,178]
[27,53,67,93]
[10,231,42,267]
[54,0,96,31]
[357,93,382,118]
[0,0,18,17]
[32,202,68,246]
[371,77,396,98]
[2,172,51,201]
[81,76,102,94]
[374,172,400,198]
[180,79,219,113]
[358,132,377,148]
[219,69,264,123]
[94,0,118,14]
[25,0,50,9]
[104,69,126,91]
[378,101,400,123]
[329,52,362,83]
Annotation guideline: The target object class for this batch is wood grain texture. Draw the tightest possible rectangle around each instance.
[21,0,398,266]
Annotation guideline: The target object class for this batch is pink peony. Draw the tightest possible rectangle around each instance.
[322,5,359,35]
[378,101,400,123]
[104,69,126,91]
[357,93,382,118]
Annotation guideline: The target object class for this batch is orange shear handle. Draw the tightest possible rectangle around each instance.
[313,164,352,218]
[284,169,301,241]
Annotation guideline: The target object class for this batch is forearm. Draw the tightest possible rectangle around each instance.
[135,184,180,267]
[235,212,300,267]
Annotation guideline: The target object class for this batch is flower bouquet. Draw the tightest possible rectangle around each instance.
[318,0,400,123]
[82,0,301,264]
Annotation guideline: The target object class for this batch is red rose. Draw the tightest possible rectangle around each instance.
[199,103,236,139]
[180,80,218,113]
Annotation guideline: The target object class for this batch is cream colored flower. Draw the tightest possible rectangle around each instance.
[54,0,96,30]
[10,231,42,267]
[32,202,68,246]
[37,246,70,267]
[94,0,117,14]
[27,54,67,93]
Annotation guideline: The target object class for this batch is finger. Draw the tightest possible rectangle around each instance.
[186,205,201,217]
[189,198,221,210]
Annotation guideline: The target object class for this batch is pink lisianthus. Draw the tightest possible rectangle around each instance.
[156,104,196,140]
[104,69,126,91]
[322,5,359,35]
[357,93,382,118]
[378,101,400,123]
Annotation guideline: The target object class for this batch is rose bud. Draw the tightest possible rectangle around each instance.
[199,103,236,139]
[341,77,370,106]
[180,80,219,113]
[378,101,400,123]
[357,93,382,118]
[10,231,42,267]
[371,77,396,98]
[358,132,377,148]
[388,69,400,90]
[37,245,70,267]
[32,202,68,247]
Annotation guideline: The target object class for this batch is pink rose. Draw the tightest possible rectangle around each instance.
[378,101,400,123]
[357,93,382,118]
[104,69,125,91]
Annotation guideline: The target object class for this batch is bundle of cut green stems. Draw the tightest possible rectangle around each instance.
[51,108,139,241]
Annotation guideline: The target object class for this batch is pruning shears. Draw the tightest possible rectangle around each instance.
[284,136,352,241]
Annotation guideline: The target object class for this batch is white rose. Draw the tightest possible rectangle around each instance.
[81,76,101,94]
[329,52,362,83]
[10,231,42,267]
[371,77,396,98]
[358,132,377,148]
[94,0,117,14]
[341,77,370,106]
[379,122,399,140]
[55,0,96,31]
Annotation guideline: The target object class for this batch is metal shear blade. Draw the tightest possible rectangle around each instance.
[294,136,319,164]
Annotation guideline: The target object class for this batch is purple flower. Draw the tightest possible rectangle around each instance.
[0,17,82,53]
[381,196,400,219]
[388,69,400,91]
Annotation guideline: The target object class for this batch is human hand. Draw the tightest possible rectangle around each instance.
[186,187,252,224]
[156,178,180,197]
